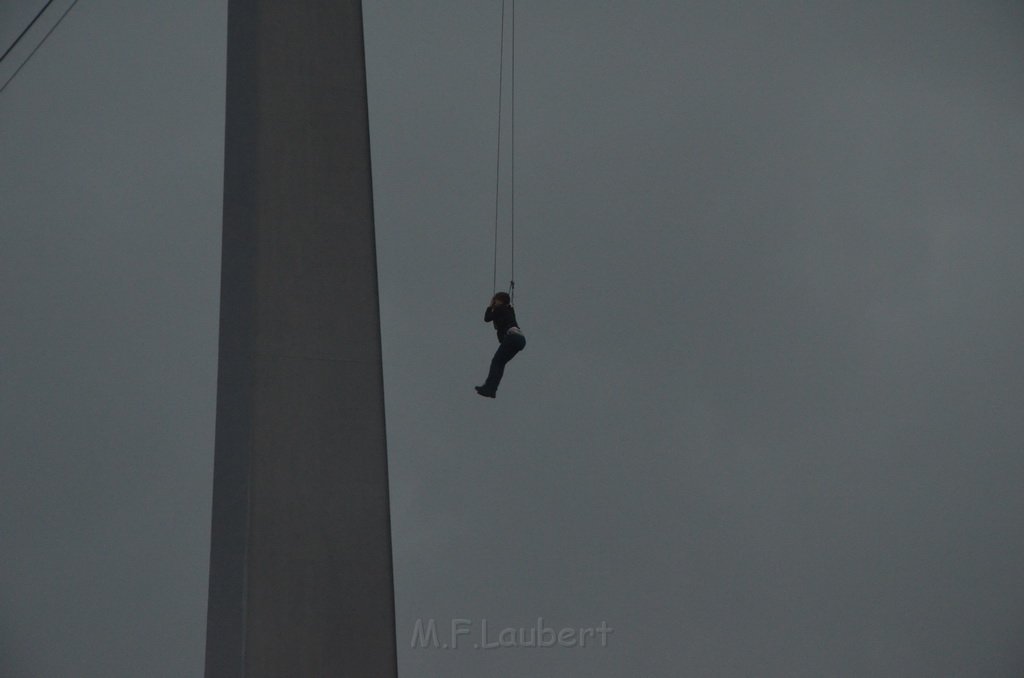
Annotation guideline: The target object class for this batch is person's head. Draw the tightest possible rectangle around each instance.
[492,292,511,306]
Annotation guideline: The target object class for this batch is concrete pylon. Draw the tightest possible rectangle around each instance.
[203,2,398,676]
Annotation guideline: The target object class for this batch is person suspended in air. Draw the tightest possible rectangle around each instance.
[475,292,525,398]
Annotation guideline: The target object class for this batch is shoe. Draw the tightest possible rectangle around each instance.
[475,386,496,398]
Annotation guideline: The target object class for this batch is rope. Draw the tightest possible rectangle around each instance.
[510,0,515,303]
[492,0,516,304]
[492,0,505,296]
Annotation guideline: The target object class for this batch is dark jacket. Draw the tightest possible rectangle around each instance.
[484,304,521,342]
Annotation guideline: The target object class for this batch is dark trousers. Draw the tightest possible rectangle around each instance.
[483,332,526,392]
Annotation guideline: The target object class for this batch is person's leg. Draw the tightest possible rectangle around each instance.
[481,342,514,393]
[481,334,525,394]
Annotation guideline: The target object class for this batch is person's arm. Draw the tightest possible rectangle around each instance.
[484,305,494,321]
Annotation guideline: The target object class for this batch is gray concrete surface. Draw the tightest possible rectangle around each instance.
[204,2,397,676]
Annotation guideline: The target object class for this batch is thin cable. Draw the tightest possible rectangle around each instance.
[510,0,515,301]
[0,0,81,96]
[492,0,505,295]
[0,0,56,66]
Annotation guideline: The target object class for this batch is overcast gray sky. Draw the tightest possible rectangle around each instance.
[3,1,1024,676]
